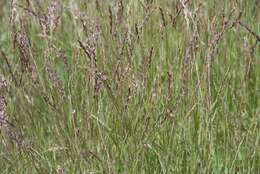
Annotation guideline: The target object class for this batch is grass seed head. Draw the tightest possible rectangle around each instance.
[17,29,30,73]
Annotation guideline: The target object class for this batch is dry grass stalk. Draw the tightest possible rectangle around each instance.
[108,6,114,36]
[238,21,260,44]
[95,0,101,13]
[116,0,124,25]
[204,10,241,107]
[108,1,124,39]
[148,46,154,69]
[124,87,132,110]
[159,7,166,27]
[114,61,130,90]
[44,49,65,97]
[168,31,198,117]
[170,0,189,28]
[0,76,25,148]
[94,72,107,95]
[136,6,155,38]
[167,71,173,100]
[10,0,19,25]
[181,31,198,95]
[0,50,18,86]
[78,24,102,96]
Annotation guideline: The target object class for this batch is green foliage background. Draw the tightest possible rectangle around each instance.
[0,0,259,173]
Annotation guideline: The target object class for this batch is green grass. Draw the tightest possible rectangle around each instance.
[0,0,259,173]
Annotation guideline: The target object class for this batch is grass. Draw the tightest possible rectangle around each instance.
[0,0,259,173]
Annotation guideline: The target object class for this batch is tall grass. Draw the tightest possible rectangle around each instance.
[0,0,259,173]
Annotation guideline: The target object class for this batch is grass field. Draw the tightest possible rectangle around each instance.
[0,0,259,173]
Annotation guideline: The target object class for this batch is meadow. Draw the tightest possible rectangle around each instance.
[0,0,259,173]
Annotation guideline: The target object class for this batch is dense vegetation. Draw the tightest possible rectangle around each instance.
[0,0,259,173]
